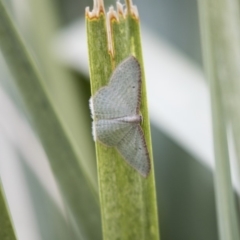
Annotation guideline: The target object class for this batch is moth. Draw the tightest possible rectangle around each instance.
[89,56,150,177]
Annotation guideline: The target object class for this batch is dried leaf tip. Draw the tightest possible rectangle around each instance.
[117,2,125,17]
[108,6,118,21]
[130,5,139,18]
[85,0,105,18]
[107,6,118,55]
[125,0,139,18]
[126,0,132,12]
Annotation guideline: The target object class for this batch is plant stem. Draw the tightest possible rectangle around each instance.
[198,0,240,239]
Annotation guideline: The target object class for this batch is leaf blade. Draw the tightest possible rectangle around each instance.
[198,0,240,239]
[86,1,160,239]
[0,182,17,240]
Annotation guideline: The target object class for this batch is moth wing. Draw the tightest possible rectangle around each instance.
[93,119,134,146]
[90,56,141,120]
[116,125,150,177]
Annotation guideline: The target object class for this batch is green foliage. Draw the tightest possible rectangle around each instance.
[198,0,240,239]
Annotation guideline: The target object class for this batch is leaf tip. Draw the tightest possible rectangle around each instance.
[131,5,139,19]
[125,0,139,19]
[107,6,118,56]
[116,1,125,18]
[98,0,105,14]
[86,0,105,19]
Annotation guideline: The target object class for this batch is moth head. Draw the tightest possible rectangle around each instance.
[89,97,95,119]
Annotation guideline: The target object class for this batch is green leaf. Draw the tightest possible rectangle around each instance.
[0,1,101,239]
[26,0,98,190]
[86,1,160,239]
[198,1,240,240]
[0,182,17,240]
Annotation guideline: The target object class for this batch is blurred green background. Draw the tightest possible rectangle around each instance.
[0,0,219,240]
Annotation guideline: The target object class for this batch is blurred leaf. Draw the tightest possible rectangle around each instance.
[151,125,218,240]
[18,155,77,240]
[0,182,17,240]
[0,1,102,239]
[198,0,240,239]
[86,1,159,239]
[26,0,98,190]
